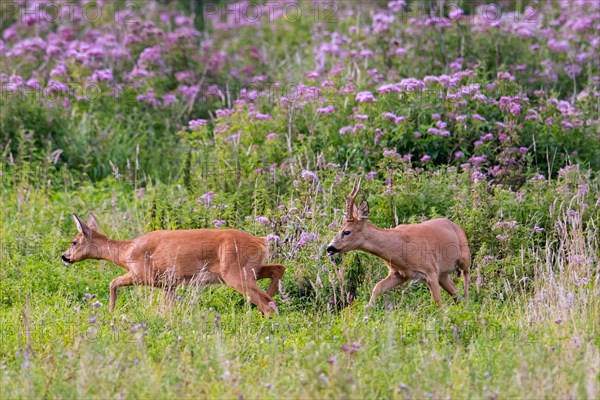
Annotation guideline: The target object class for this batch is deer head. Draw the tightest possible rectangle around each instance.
[61,213,102,264]
[326,178,370,256]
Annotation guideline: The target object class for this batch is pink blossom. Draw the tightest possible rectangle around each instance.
[198,191,215,205]
[497,71,515,81]
[266,234,281,242]
[297,232,318,247]
[355,91,377,103]
[317,105,335,114]
[216,109,235,118]
[469,155,487,165]
[449,9,463,20]
[508,103,522,115]
[255,216,269,224]
[301,170,318,182]
[339,126,353,135]
[564,64,582,79]
[561,120,574,129]
[189,119,207,129]
[383,148,400,159]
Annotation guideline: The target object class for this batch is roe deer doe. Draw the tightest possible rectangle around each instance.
[62,213,285,316]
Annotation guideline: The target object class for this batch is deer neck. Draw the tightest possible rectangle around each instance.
[90,234,131,269]
[356,222,403,262]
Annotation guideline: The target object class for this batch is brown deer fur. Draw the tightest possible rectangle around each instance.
[326,179,471,308]
[62,213,285,316]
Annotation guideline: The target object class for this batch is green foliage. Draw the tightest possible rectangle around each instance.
[1,1,599,397]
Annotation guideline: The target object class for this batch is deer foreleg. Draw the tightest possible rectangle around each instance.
[366,272,407,309]
[222,270,278,317]
[255,264,286,297]
[109,272,134,312]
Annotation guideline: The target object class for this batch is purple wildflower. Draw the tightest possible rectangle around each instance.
[189,119,207,129]
[90,69,113,82]
[339,126,353,135]
[266,234,281,242]
[469,155,487,165]
[317,105,335,114]
[255,216,269,224]
[297,232,318,248]
[253,112,271,120]
[507,103,522,115]
[197,191,215,205]
[449,8,463,20]
[301,170,318,182]
[355,91,377,103]
[138,45,162,65]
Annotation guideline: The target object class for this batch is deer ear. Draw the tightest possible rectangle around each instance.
[72,214,92,238]
[87,212,99,232]
[352,203,360,220]
[357,200,370,220]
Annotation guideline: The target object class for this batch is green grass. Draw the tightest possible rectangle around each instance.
[1,0,599,397]
[0,170,598,398]
[1,288,597,398]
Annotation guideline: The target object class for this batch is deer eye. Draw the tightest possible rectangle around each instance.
[342,230,351,236]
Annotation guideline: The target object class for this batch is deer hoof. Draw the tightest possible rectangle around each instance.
[268,301,279,315]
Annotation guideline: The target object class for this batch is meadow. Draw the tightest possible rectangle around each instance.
[1,0,599,398]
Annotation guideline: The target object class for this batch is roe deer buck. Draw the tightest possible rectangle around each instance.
[61,213,286,316]
[326,179,471,308]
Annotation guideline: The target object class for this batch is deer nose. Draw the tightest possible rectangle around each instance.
[61,254,71,263]
[326,245,338,255]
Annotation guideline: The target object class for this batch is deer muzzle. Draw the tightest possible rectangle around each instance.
[326,245,339,256]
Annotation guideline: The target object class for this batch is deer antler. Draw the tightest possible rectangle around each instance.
[345,177,362,221]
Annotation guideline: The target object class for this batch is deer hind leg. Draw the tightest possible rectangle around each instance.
[426,273,443,308]
[457,242,471,301]
[255,264,286,297]
[461,269,470,300]
[366,272,407,309]
[109,272,134,312]
[221,270,277,316]
[439,273,459,304]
